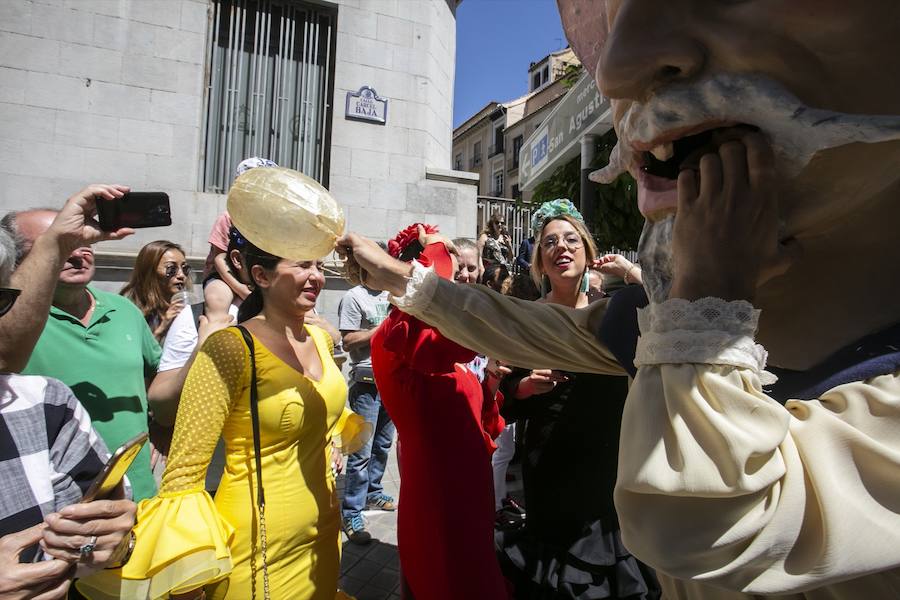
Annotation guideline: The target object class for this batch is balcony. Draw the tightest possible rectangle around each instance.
[488,140,505,157]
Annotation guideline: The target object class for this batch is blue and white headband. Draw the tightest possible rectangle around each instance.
[234,157,278,178]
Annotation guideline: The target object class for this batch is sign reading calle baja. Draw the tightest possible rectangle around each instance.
[518,74,613,191]
[345,86,388,125]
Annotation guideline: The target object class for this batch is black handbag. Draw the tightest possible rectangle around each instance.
[235,326,271,600]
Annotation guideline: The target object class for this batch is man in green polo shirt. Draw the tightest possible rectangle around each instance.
[10,209,161,501]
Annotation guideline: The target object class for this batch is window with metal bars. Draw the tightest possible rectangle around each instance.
[202,0,337,193]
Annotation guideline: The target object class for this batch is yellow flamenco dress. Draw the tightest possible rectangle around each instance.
[107,325,368,600]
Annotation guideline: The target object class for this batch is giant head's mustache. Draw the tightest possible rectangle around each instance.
[591,73,900,184]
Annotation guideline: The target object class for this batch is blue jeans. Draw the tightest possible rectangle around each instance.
[341,382,396,519]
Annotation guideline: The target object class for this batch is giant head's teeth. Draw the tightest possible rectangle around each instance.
[650,143,674,162]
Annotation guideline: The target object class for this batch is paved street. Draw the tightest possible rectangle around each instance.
[337,442,402,600]
[335,437,524,599]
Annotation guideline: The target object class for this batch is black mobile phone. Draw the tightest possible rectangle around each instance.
[96,192,171,231]
[81,432,149,502]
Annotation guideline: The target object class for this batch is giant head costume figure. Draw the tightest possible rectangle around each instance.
[559,0,900,369]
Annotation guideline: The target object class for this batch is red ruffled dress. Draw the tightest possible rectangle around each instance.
[371,242,509,600]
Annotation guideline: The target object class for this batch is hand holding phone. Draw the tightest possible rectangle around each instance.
[96,192,171,231]
[35,434,144,567]
[41,498,137,567]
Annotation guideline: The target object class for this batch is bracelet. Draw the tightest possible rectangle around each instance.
[105,530,136,570]
[624,263,638,285]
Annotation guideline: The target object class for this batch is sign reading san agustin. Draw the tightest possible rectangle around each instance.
[345,86,388,125]
[519,74,612,191]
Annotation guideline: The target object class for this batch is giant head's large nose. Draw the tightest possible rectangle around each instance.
[598,0,706,101]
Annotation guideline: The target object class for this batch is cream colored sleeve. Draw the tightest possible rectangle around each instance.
[390,262,623,375]
[614,298,900,594]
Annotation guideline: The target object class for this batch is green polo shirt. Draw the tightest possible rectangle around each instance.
[23,286,161,500]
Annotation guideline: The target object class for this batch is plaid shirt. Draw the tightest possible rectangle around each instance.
[0,374,110,549]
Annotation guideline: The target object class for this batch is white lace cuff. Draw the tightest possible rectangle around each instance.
[388,261,439,315]
[635,298,776,384]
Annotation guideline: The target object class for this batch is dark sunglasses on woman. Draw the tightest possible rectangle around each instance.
[164,263,192,279]
[0,287,21,318]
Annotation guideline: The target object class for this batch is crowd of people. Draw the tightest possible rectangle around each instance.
[0,159,645,600]
[3,1,900,600]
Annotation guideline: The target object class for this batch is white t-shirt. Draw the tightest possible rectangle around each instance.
[158,303,240,372]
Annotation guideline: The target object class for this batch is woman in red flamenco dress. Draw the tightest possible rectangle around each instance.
[371,227,509,600]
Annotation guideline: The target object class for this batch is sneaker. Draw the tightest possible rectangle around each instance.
[495,498,526,531]
[365,493,396,511]
[342,514,372,545]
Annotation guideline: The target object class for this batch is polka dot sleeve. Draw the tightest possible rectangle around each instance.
[159,328,249,494]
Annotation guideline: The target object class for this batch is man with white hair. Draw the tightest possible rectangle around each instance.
[336,1,900,597]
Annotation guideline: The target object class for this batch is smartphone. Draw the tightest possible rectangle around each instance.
[81,432,149,502]
[24,432,149,563]
[96,192,171,231]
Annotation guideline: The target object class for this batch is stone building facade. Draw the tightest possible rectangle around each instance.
[0,0,474,322]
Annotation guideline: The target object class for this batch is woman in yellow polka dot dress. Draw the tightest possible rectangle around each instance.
[119,239,369,600]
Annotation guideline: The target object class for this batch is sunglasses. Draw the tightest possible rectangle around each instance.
[0,287,21,318]
[164,263,192,278]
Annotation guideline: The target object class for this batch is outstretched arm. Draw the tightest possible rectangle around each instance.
[0,185,133,372]
[336,234,623,375]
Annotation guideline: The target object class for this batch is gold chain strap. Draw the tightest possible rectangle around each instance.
[259,503,271,600]
[249,501,271,600]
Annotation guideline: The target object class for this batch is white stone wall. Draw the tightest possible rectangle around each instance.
[329,0,473,242]
[0,0,210,257]
[0,0,475,327]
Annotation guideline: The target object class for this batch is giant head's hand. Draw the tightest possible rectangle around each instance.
[336,233,412,296]
[337,228,458,296]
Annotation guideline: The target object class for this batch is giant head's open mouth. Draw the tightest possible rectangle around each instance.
[639,124,760,180]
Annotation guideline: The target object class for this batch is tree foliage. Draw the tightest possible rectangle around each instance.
[532,128,643,250]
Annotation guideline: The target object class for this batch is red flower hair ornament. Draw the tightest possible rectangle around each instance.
[388,223,440,259]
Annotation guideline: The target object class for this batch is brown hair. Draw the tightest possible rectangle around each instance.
[479,211,506,237]
[530,215,598,286]
[120,240,186,319]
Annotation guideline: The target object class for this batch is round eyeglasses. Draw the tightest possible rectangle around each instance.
[540,234,583,252]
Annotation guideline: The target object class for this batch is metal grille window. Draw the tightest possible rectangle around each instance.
[203,0,337,193]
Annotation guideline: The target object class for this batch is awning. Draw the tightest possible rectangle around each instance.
[518,74,614,191]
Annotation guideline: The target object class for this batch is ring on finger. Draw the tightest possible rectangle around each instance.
[79,535,98,559]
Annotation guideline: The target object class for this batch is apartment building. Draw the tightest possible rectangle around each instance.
[451,47,580,202]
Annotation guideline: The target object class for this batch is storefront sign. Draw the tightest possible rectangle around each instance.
[519,74,613,191]
[345,86,388,125]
